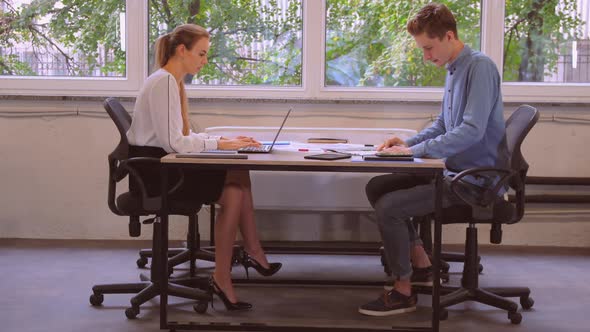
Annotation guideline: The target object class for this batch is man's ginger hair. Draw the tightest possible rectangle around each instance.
[407,3,458,40]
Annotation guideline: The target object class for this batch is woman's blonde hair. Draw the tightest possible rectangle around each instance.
[154,24,210,136]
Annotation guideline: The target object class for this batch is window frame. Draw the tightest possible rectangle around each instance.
[0,0,588,103]
[0,1,144,97]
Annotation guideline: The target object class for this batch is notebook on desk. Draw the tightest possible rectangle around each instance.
[237,108,292,154]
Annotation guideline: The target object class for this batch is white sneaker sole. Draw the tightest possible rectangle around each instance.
[358,305,417,317]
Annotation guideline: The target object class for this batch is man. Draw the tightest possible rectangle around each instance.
[359,3,508,317]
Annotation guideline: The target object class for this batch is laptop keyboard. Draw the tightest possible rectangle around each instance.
[239,145,271,152]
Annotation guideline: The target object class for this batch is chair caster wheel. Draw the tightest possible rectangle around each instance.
[89,293,104,306]
[193,300,209,313]
[136,257,148,268]
[520,296,534,309]
[508,311,522,324]
[439,309,448,320]
[125,306,139,319]
[440,261,450,274]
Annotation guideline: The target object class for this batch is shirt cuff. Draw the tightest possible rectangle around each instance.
[405,137,416,147]
[204,138,218,150]
[410,143,426,157]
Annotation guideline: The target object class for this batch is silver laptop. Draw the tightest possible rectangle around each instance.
[238,108,292,153]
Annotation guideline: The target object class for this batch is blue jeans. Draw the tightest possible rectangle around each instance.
[366,174,461,280]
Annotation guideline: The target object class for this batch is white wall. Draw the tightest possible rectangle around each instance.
[1,98,589,247]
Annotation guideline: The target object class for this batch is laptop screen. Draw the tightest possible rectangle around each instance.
[267,107,292,151]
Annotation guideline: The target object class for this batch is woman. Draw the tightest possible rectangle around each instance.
[127,24,281,311]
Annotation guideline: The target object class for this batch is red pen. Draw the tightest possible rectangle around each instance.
[298,148,309,152]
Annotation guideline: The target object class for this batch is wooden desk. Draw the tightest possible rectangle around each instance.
[159,152,445,332]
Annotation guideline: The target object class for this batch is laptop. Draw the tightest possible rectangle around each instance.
[237,108,292,153]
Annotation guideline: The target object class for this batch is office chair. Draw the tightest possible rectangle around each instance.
[89,98,211,318]
[425,104,539,324]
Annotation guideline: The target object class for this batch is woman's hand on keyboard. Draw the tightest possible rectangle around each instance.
[218,137,261,150]
[235,136,261,144]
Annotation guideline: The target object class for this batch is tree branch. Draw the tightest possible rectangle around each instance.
[161,0,173,27]
[27,24,75,71]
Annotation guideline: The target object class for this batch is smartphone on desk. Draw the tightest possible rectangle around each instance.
[304,153,351,161]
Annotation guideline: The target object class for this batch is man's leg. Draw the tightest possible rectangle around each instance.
[365,174,431,208]
[366,174,431,274]
[360,180,458,316]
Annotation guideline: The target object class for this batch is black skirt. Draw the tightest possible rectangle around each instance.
[128,145,226,204]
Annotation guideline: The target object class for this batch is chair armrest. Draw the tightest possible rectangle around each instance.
[450,167,516,208]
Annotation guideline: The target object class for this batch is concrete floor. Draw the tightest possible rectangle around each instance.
[1,239,589,332]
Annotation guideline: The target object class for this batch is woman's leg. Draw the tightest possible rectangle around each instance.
[227,171,270,267]
[212,180,243,303]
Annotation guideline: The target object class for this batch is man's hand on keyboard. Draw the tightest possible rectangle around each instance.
[377,136,407,151]
[378,145,412,156]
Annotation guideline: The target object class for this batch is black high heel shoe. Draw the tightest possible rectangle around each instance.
[242,252,282,279]
[208,277,252,311]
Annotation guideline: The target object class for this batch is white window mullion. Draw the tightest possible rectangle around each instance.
[125,0,147,96]
[302,0,324,99]
[481,0,506,79]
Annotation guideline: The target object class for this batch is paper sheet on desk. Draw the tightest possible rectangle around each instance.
[321,144,377,156]
[326,149,376,156]
[272,142,378,154]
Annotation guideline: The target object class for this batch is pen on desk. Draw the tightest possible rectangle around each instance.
[298,148,309,152]
[364,144,374,147]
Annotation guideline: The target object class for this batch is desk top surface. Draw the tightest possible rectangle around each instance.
[161,151,444,173]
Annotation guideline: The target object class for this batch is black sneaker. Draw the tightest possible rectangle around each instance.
[358,289,417,317]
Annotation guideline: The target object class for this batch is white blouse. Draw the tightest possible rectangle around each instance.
[127,68,218,153]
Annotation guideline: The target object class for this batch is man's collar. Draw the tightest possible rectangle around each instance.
[446,44,472,71]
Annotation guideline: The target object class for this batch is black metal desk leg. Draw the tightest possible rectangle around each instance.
[160,165,169,330]
[431,171,443,332]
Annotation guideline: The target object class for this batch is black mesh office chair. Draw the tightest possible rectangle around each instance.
[428,105,539,324]
[89,98,211,318]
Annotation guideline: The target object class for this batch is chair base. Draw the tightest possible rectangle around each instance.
[90,218,212,318]
[438,226,533,324]
[438,285,532,324]
[90,276,212,318]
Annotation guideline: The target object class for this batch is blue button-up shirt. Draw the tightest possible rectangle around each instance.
[407,45,509,172]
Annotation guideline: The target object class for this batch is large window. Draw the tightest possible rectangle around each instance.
[0,0,126,77]
[325,0,481,87]
[148,0,303,86]
[504,0,589,83]
[0,0,589,101]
